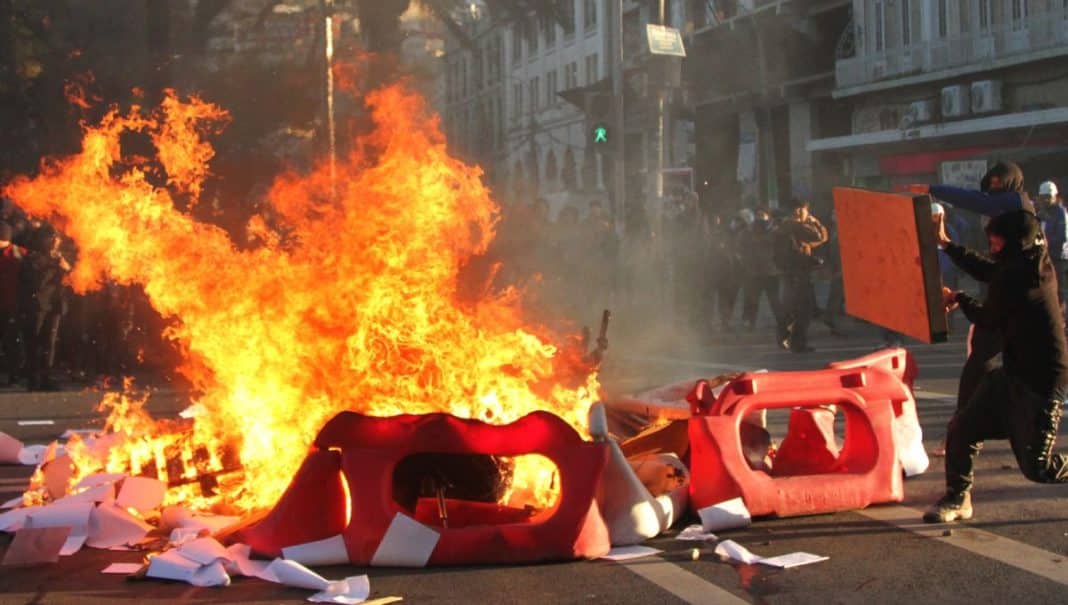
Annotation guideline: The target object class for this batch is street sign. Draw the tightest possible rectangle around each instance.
[646,24,686,57]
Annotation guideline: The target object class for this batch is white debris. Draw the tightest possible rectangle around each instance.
[86,503,151,549]
[283,534,349,567]
[116,476,165,513]
[0,432,24,464]
[714,539,828,568]
[697,497,752,532]
[675,524,718,542]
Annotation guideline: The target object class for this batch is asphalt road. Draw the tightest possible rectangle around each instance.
[2,318,1068,604]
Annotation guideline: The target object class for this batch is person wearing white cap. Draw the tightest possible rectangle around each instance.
[1038,181,1067,317]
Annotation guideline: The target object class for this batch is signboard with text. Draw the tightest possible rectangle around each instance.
[646,24,686,57]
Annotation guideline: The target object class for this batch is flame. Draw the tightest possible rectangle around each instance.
[5,84,599,513]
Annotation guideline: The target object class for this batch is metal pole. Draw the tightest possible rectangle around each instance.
[656,0,666,203]
[323,0,337,201]
[612,0,625,241]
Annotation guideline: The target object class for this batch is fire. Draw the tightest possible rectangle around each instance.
[4,84,599,513]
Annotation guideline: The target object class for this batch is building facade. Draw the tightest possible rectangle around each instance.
[813,0,1068,191]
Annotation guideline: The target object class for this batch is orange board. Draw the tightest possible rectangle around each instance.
[833,187,947,343]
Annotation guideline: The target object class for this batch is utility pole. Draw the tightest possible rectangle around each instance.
[322,0,337,201]
[656,0,666,205]
[611,0,626,243]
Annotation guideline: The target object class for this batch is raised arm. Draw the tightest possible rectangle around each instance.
[928,185,1028,217]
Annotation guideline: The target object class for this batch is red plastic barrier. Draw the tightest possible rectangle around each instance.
[828,348,929,476]
[688,367,905,518]
[235,411,610,566]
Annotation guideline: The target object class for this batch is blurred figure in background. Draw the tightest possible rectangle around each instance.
[0,223,26,386]
[1037,181,1067,319]
[668,192,704,329]
[740,207,784,339]
[775,198,828,353]
[18,228,71,391]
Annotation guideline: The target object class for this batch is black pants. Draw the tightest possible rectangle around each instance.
[742,275,783,335]
[0,311,20,381]
[957,326,1003,410]
[1053,259,1068,317]
[20,307,61,388]
[782,272,814,349]
[945,368,1068,495]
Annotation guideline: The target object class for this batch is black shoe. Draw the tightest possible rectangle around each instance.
[923,492,973,523]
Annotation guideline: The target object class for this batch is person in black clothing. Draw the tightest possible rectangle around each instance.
[740,207,785,338]
[925,210,1068,522]
[775,199,828,353]
[18,228,71,391]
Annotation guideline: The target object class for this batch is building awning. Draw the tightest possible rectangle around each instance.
[807,107,1068,153]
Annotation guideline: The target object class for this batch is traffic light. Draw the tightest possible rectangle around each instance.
[592,122,609,145]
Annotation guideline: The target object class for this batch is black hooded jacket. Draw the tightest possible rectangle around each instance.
[945,210,1068,396]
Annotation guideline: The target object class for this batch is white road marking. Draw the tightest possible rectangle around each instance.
[859,505,1068,586]
[619,556,751,604]
[16,419,55,426]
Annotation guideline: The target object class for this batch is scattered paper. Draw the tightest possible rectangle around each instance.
[0,431,24,464]
[758,552,829,569]
[675,524,717,542]
[714,540,762,565]
[266,558,331,590]
[1,496,23,509]
[179,404,205,419]
[0,506,31,532]
[160,506,239,534]
[74,473,125,491]
[1,526,71,566]
[102,562,144,574]
[116,476,165,512]
[146,549,202,583]
[370,513,439,568]
[266,559,370,604]
[698,497,752,532]
[54,482,114,506]
[179,537,232,565]
[224,543,273,580]
[599,545,663,561]
[284,534,349,567]
[25,501,92,556]
[17,444,47,466]
[169,527,204,546]
[714,540,827,569]
[60,429,99,440]
[60,533,88,555]
[86,503,151,549]
[190,560,232,587]
[309,574,370,605]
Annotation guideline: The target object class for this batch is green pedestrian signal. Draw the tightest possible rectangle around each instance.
[592,123,608,144]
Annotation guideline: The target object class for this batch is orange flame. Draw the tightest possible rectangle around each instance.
[5,85,598,513]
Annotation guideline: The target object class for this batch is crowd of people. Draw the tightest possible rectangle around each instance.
[493,190,853,354]
[0,201,166,391]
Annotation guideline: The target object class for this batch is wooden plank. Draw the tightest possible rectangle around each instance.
[832,187,949,343]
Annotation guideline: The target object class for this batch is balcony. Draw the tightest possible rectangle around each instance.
[835,9,1068,92]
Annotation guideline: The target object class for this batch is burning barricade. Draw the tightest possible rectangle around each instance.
[0,74,929,595]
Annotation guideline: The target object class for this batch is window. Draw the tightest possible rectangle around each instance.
[901,0,912,46]
[562,0,576,40]
[977,0,991,32]
[513,82,523,120]
[1011,0,1029,29]
[527,19,539,56]
[937,0,948,38]
[584,54,599,85]
[543,15,556,47]
[565,61,578,89]
[511,23,522,64]
[584,0,598,32]
[546,70,558,106]
[529,76,540,113]
[873,0,885,51]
